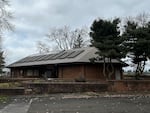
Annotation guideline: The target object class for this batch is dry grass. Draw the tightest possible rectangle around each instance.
[0,95,8,103]
[0,82,22,88]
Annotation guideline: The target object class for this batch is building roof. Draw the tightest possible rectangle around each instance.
[7,47,125,68]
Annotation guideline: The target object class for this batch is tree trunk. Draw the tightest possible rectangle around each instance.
[103,57,107,79]
[135,59,146,80]
[106,58,114,80]
[135,62,140,80]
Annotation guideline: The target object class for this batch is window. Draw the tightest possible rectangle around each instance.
[27,70,33,76]
[34,70,39,76]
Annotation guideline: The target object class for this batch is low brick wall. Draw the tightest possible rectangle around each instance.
[123,75,150,80]
[1,80,150,95]
[108,80,150,92]
[0,87,25,95]
[23,82,108,94]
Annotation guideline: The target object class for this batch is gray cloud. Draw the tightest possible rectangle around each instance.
[3,0,150,64]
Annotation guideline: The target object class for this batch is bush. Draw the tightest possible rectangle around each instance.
[75,75,86,82]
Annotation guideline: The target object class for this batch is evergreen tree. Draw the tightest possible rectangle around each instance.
[0,51,5,74]
[122,20,150,79]
[90,18,125,79]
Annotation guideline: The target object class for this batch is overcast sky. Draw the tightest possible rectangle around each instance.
[2,0,150,68]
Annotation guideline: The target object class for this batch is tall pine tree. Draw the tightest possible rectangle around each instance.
[122,20,150,79]
[90,18,125,79]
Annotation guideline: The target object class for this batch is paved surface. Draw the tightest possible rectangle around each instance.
[0,97,31,113]
[0,94,150,113]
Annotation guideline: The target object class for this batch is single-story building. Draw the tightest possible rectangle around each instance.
[7,47,126,81]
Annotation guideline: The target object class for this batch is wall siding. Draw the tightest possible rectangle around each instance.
[85,64,104,80]
[58,65,83,79]
[10,63,122,81]
[58,64,110,80]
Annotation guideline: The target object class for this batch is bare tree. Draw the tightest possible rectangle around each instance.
[46,26,90,50]
[0,0,13,74]
[72,27,89,48]
[46,26,73,50]
[36,41,50,54]
[136,12,149,27]
[36,26,90,53]
[0,0,13,34]
[0,0,13,48]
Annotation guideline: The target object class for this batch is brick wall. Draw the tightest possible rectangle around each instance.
[58,64,108,80]
[108,80,150,92]
[23,82,108,94]
[84,64,105,80]
[10,63,123,81]
[0,87,25,95]
[58,64,120,81]
[58,65,83,79]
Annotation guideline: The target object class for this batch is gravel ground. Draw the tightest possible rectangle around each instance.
[0,93,150,113]
[0,96,12,109]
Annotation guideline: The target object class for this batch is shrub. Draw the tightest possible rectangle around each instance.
[75,75,86,82]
